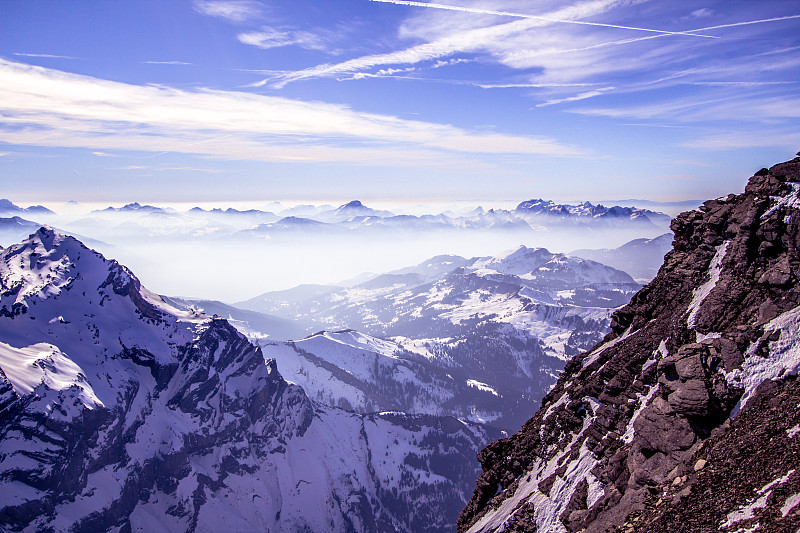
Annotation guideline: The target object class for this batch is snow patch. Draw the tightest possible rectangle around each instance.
[466,411,598,533]
[687,240,730,329]
[762,182,800,219]
[696,331,721,343]
[720,470,795,529]
[543,392,569,421]
[466,379,500,397]
[0,341,103,410]
[582,326,635,368]
[725,304,800,416]
[621,385,658,444]
[586,471,605,508]
[781,492,800,517]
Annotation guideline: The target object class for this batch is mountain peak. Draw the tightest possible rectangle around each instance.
[340,200,365,209]
[0,199,21,211]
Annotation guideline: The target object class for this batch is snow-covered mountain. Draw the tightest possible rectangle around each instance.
[262,329,525,427]
[160,295,309,341]
[37,197,670,245]
[240,245,638,347]
[515,199,670,227]
[0,228,500,532]
[0,215,106,250]
[0,216,41,246]
[231,199,670,240]
[240,246,641,430]
[458,157,800,532]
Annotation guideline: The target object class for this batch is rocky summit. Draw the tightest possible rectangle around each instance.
[458,155,800,533]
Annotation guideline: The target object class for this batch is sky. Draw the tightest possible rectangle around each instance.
[1,0,800,206]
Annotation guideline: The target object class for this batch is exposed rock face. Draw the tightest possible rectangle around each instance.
[458,156,800,533]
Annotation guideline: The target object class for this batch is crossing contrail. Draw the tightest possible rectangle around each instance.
[687,13,800,32]
[369,0,718,38]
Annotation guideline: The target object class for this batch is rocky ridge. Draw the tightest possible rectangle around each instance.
[458,155,800,532]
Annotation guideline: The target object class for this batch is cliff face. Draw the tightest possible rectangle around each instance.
[458,156,800,533]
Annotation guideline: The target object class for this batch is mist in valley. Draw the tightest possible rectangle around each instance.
[1,199,673,302]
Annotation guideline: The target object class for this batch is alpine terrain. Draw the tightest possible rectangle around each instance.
[240,247,641,431]
[0,228,500,532]
[458,156,800,533]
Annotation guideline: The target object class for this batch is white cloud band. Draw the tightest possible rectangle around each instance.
[0,59,577,164]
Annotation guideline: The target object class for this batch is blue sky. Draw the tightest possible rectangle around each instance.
[1,0,799,205]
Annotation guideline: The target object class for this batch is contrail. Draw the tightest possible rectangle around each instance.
[369,0,718,38]
[541,13,800,55]
[687,13,800,32]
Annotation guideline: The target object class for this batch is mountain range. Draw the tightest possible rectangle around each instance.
[570,233,674,282]
[0,187,725,532]
[2,196,671,244]
[236,246,641,431]
[0,195,671,302]
[0,228,500,532]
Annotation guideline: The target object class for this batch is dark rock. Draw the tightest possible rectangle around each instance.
[458,155,800,533]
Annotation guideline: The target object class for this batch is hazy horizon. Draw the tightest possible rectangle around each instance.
[1,195,672,302]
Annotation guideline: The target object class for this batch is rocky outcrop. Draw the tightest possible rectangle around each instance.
[458,155,800,533]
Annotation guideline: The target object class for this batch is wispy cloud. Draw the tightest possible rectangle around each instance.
[370,0,716,38]
[262,0,634,88]
[686,8,714,20]
[92,151,116,157]
[238,28,328,51]
[192,0,261,23]
[536,87,615,107]
[572,92,800,122]
[476,82,596,89]
[142,60,193,65]
[683,129,800,151]
[253,0,800,135]
[0,59,577,166]
[14,52,81,60]
[687,81,797,87]
[688,13,800,33]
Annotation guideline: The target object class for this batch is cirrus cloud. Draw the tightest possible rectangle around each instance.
[0,59,578,167]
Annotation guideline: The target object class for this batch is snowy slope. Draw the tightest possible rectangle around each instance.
[238,246,640,431]
[0,228,499,532]
[261,329,518,426]
[239,245,638,340]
